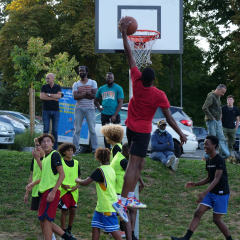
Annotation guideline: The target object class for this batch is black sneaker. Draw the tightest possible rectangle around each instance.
[133,235,139,240]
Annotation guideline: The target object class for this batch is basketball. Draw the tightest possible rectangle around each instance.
[119,16,138,35]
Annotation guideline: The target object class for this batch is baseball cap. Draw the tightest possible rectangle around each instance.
[157,120,167,127]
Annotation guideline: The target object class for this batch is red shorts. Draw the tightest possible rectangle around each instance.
[38,188,60,221]
[58,192,77,210]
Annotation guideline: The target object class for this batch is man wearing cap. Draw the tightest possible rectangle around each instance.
[149,120,179,171]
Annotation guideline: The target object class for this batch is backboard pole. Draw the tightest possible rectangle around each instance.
[134,182,139,238]
[129,69,133,99]
[180,54,183,108]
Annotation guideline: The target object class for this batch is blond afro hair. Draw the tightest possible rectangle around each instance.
[100,124,124,143]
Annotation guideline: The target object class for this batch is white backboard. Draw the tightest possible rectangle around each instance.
[95,0,183,54]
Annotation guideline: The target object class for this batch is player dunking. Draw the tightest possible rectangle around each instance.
[112,17,187,222]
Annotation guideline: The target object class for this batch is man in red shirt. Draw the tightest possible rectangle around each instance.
[112,17,188,222]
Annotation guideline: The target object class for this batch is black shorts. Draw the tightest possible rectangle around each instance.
[126,127,151,158]
[31,196,41,211]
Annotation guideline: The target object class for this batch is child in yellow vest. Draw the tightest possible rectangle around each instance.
[26,134,76,240]
[75,148,122,240]
[100,124,124,161]
[58,143,81,239]
[24,138,57,240]
[111,142,145,240]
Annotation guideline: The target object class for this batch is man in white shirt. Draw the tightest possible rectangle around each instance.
[72,66,98,154]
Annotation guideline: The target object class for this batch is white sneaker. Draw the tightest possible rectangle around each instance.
[166,155,176,167]
[171,158,179,171]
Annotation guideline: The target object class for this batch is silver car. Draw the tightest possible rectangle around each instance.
[0,121,15,145]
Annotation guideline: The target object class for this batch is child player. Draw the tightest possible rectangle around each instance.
[111,142,144,240]
[114,17,187,222]
[24,138,56,240]
[58,143,81,239]
[75,148,122,240]
[27,133,77,240]
[171,135,232,240]
[100,124,124,161]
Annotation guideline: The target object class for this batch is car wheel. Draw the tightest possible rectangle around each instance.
[79,146,87,153]
[174,140,181,158]
[198,140,204,150]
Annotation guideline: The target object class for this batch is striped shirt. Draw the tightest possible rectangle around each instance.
[72,79,98,109]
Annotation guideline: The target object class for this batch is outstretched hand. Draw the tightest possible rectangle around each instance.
[118,16,131,34]
[180,134,188,146]
[185,182,195,189]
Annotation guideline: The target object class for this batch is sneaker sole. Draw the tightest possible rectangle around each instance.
[171,158,179,171]
[166,155,175,167]
[127,204,147,209]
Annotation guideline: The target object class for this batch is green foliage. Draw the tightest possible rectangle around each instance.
[11,37,51,89]
[46,52,79,87]
[8,130,41,151]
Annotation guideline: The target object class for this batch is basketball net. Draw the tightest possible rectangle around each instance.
[128,30,160,69]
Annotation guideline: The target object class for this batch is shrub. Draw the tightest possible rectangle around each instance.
[8,130,42,151]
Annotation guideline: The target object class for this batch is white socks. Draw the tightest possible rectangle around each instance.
[127,192,135,198]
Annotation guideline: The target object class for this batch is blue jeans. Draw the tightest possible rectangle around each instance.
[42,110,60,150]
[150,151,174,165]
[73,108,98,152]
[205,120,230,159]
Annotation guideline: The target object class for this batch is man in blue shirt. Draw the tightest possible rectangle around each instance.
[94,72,124,149]
[150,120,179,171]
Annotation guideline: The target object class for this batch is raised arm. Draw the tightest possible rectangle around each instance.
[118,17,137,69]
[32,148,42,170]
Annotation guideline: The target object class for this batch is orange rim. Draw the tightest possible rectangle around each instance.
[127,30,160,43]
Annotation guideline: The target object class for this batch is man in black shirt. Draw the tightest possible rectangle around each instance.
[171,135,232,240]
[40,73,62,150]
[221,95,240,155]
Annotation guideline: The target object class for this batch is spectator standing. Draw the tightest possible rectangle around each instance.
[150,120,179,171]
[40,73,62,150]
[202,84,230,159]
[72,66,98,155]
[94,72,124,149]
[221,95,240,155]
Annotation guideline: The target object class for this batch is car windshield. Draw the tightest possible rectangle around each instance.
[154,107,190,119]
[22,113,42,124]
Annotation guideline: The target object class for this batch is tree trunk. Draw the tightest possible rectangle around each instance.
[29,87,35,135]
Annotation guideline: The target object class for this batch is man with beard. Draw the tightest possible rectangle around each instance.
[94,72,124,149]
[40,73,62,150]
[72,66,98,155]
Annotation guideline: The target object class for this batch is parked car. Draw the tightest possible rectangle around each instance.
[94,107,198,157]
[232,124,240,150]
[193,126,208,150]
[0,121,15,145]
[0,111,43,133]
[122,103,193,133]
[0,113,25,134]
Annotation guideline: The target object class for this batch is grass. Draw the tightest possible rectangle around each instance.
[8,131,42,151]
[0,150,240,239]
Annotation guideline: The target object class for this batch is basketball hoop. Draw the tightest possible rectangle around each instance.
[127,30,160,69]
